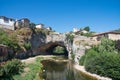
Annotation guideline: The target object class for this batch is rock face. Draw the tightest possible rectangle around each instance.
[73,36,92,64]
[45,34,95,64]
[30,33,46,49]
[1,27,95,63]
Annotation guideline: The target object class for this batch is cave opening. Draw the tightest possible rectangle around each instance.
[45,43,68,56]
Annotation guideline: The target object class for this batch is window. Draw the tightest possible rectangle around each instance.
[4,17,9,23]
[10,19,13,21]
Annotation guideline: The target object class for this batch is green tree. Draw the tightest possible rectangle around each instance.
[83,26,90,32]
[79,38,120,80]
[53,46,65,54]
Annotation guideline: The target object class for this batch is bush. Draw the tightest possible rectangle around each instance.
[115,40,120,52]
[71,53,75,60]
[65,34,74,44]
[0,59,24,80]
[24,42,31,50]
[53,46,65,54]
[13,57,43,80]
[79,38,120,80]
[79,49,98,65]
[0,28,20,53]
[83,26,90,32]
[85,52,120,80]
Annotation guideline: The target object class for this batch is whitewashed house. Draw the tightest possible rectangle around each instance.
[0,16,15,30]
[73,28,79,32]
[81,30,88,33]
[46,27,52,30]
[35,24,44,29]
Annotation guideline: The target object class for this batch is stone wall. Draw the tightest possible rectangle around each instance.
[72,36,92,64]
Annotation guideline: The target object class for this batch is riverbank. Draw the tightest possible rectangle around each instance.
[21,55,112,80]
[21,55,68,64]
[14,56,43,80]
[74,64,112,80]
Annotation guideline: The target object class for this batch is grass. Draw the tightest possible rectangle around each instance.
[13,57,43,80]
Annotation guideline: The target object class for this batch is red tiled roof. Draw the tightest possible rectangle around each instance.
[92,31,120,37]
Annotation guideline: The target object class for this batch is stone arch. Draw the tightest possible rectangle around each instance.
[35,41,68,56]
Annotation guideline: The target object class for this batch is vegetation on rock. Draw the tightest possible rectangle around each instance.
[65,33,74,44]
[0,29,20,55]
[79,38,120,80]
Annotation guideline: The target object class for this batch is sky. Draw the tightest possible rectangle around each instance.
[0,0,120,33]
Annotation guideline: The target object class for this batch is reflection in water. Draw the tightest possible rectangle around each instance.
[40,59,97,80]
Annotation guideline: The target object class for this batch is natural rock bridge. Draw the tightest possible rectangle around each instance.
[33,34,72,57]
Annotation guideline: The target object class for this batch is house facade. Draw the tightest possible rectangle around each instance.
[15,18,30,29]
[0,16,30,30]
[0,16,15,30]
[92,32,120,41]
[73,28,79,32]
[35,24,44,29]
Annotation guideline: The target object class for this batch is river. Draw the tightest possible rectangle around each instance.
[40,56,98,80]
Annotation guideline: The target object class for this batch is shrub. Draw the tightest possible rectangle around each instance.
[79,38,120,80]
[65,34,74,44]
[0,59,24,80]
[71,53,75,60]
[79,49,98,65]
[0,29,20,54]
[53,46,65,54]
[85,53,120,80]
[83,26,90,32]
[24,42,31,50]
[13,57,43,80]
[115,40,120,52]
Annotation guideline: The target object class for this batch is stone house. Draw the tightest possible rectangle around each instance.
[0,16,30,30]
[15,18,30,29]
[92,32,120,41]
[0,16,15,30]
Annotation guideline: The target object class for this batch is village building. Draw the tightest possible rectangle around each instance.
[0,16,15,30]
[73,28,79,32]
[15,18,30,29]
[92,31,120,41]
[20,18,30,27]
[35,24,44,29]
[46,27,52,31]
[0,16,30,30]
[81,30,88,33]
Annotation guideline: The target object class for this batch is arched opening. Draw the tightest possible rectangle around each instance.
[38,42,68,56]
[46,45,68,56]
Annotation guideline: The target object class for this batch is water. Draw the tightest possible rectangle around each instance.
[40,57,97,80]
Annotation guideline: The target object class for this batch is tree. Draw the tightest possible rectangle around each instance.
[83,26,90,32]
[30,22,36,29]
[53,46,65,54]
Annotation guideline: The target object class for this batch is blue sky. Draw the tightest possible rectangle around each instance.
[0,0,120,33]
